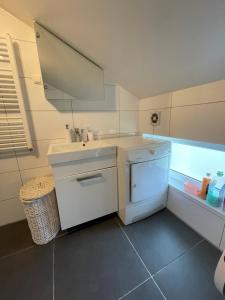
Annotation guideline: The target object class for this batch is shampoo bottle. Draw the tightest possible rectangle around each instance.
[200,172,211,199]
[206,180,218,206]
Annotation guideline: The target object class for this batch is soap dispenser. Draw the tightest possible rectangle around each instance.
[65,124,73,143]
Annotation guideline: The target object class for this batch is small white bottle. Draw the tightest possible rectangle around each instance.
[65,124,72,143]
[87,130,94,142]
[81,129,88,143]
[219,184,225,209]
[93,129,101,140]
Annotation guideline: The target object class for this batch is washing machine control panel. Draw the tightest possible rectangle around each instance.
[127,142,170,163]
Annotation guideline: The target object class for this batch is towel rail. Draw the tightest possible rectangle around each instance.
[0,34,32,152]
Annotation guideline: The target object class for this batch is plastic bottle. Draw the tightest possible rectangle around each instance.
[93,129,101,140]
[219,184,225,210]
[87,130,94,142]
[199,172,211,199]
[81,128,88,143]
[206,171,224,207]
[65,124,72,143]
[215,171,224,189]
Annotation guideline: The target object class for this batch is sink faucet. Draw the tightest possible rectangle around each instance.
[74,128,88,144]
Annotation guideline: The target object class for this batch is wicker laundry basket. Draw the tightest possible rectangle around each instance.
[20,176,60,245]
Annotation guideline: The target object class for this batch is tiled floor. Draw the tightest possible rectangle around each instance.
[0,209,223,300]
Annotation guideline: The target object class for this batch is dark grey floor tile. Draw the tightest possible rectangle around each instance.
[0,219,34,258]
[55,217,149,300]
[154,240,223,300]
[121,279,164,300]
[0,243,53,300]
[123,209,202,274]
[56,213,117,238]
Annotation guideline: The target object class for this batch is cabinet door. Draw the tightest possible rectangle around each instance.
[131,156,169,203]
[55,167,118,229]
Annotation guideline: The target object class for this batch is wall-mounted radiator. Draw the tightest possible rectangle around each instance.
[0,34,32,152]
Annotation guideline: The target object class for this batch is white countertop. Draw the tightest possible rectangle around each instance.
[104,135,167,149]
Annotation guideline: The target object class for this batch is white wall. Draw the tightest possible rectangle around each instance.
[170,143,225,181]
[139,93,172,136]
[139,80,225,145]
[0,8,139,226]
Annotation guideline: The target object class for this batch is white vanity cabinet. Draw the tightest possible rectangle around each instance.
[55,167,117,229]
[48,142,118,230]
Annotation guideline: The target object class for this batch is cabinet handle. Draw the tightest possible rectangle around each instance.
[76,173,103,183]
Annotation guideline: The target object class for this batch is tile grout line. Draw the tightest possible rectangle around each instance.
[115,218,151,277]
[14,150,24,185]
[168,104,172,136]
[117,277,151,300]
[153,238,205,277]
[71,100,75,129]
[115,218,167,300]
[139,99,225,111]
[151,277,167,300]
[52,240,55,300]
[0,245,35,261]
[55,231,68,239]
[118,87,121,134]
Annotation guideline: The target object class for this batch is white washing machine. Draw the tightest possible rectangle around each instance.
[106,136,171,225]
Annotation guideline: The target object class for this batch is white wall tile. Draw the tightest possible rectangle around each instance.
[0,152,18,173]
[15,40,41,78]
[21,78,71,111]
[0,8,35,42]
[20,166,52,184]
[138,110,153,134]
[16,139,64,170]
[73,111,119,135]
[119,86,138,111]
[72,84,119,111]
[139,93,172,110]
[153,108,171,136]
[172,79,225,107]
[0,198,25,226]
[0,171,22,201]
[119,111,138,133]
[138,108,170,136]
[29,111,73,140]
[170,102,225,144]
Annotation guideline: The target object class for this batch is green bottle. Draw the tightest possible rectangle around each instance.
[206,171,224,207]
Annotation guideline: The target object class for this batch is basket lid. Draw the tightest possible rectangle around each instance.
[20,176,54,201]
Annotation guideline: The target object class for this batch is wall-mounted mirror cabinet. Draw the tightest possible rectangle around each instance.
[34,22,105,106]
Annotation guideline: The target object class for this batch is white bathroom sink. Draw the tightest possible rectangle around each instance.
[48,141,116,164]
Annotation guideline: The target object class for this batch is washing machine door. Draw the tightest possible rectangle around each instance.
[131,156,169,203]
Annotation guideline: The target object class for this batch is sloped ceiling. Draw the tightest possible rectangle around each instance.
[1,0,225,98]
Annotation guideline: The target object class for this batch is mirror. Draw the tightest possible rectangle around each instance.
[34,22,105,102]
